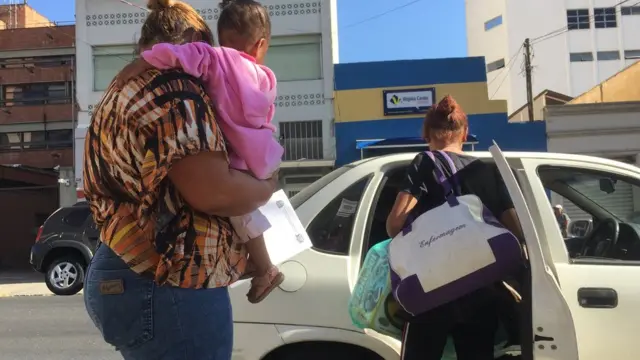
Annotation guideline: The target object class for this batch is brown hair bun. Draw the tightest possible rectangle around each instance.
[147,0,175,11]
[422,94,468,142]
[434,95,459,118]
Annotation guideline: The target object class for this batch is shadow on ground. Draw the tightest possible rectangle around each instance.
[0,271,43,285]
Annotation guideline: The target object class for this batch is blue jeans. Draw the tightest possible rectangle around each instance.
[84,244,233,360]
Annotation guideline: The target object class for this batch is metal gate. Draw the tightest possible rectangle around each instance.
[283,175,321,198]
[561,179,634,221]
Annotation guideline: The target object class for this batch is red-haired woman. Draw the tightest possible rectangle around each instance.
[386,95,524,359]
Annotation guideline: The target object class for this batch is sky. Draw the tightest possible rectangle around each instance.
[25,0,467,63]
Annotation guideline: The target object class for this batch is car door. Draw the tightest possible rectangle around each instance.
[490,144,580,360]
[230,168,379,332]
[507,149,640,360]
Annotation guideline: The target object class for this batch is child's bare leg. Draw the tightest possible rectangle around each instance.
[246,234,273,275]
[246,234,284,303]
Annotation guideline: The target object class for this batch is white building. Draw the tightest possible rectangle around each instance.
[466,0,640,113]
[74,0,338,199]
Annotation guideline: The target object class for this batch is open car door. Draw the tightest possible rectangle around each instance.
[490,143,579,360]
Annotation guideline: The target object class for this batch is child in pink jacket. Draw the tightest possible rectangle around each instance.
[121,0,283,303]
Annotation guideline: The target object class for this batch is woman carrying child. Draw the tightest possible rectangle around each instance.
[83,0,279,359]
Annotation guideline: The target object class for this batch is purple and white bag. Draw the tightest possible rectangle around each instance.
[388,151,522,316]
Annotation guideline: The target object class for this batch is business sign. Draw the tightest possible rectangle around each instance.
[383,88,435,116]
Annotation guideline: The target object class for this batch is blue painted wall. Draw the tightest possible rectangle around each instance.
[335,114,547,166]
[334,57,489,90]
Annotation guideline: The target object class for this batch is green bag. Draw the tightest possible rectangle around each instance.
[348,239,405,337]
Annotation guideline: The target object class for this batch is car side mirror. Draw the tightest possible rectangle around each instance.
[599,178,616,194]
[568,219,592,238]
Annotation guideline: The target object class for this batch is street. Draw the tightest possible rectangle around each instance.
[0,295,120,360]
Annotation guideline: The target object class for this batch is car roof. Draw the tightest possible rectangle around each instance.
[350,151,640,174]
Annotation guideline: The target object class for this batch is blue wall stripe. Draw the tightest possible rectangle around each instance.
[334,114,547,166]
[334,57,489,91]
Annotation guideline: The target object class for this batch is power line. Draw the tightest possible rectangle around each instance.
[343,0,425,29]
[488,44,523,87]
[532,0,636,44]
[489,48,523,100]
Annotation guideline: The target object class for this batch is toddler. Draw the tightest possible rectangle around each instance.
[120,0,282,303]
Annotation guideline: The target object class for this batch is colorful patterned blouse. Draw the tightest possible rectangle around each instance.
[83,70,247,289]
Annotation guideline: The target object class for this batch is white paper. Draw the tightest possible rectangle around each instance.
[231,190,312,289]
[259,190,312,266]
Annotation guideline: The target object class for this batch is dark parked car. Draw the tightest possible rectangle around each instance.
[30,202,98,296]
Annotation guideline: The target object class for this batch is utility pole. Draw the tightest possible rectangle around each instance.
[524,38,534,122]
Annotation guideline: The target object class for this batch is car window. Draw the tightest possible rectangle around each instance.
[63,208,91,227]
[538,165,640,261]
[307,176,371,255]
[290,165,353,209]
[538,166,639,224]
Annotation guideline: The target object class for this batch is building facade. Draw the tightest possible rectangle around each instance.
[74,0,338,198]
[466,0,640,113]
[0,2,75,268]
[333,57,547,167]
[545,61,640,222]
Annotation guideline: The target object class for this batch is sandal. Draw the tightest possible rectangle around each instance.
[246,266,284,304]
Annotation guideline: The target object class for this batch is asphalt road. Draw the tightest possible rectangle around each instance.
[0,295,121,360]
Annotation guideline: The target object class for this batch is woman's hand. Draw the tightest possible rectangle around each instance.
[116,58,153,87]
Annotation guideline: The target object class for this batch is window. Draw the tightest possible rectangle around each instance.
[1,82,70,106]
[279,120,323,161]
[594,8,617,28]
[47,129,73,148]
[22,131,46,149]
[624,50,640,59]
[93,45,136,91]
[486,58,505,72]
[569,52,594,62]
[306,176,371,254]
[266,35,322,81]
[567,9,590,30]
[621,6,640,15]
[290,163,363,209]
[0,132,22,150]
[0,55,72,69]
[538,166,640,261]
[484,15,503,31]
[0,130,73,152]
[63,208,91,227]
[597,51,620,61]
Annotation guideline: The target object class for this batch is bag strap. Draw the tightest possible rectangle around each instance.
[435,150,463,196]
[424,151,460,207]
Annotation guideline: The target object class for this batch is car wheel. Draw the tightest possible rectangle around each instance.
[45,256,85,296]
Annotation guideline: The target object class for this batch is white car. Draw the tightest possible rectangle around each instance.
[229,145,640,360]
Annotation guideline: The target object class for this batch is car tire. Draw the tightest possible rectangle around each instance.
[45,256,85,296]
[269,342,383,360]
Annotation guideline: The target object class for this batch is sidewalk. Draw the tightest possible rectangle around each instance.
[0,272,57,297]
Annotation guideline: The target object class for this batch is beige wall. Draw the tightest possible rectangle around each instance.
[509,95,547,122]
[571,62,640,104]
[0,4,53,29]
[545,102,640,157]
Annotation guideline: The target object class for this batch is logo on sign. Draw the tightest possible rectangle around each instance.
[383,88,435,116]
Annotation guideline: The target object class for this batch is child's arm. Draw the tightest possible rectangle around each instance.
[142,42,217,82]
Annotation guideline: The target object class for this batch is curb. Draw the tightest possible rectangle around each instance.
[0,293,55,298]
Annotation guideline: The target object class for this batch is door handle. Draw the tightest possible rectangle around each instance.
[577,287,618,308]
